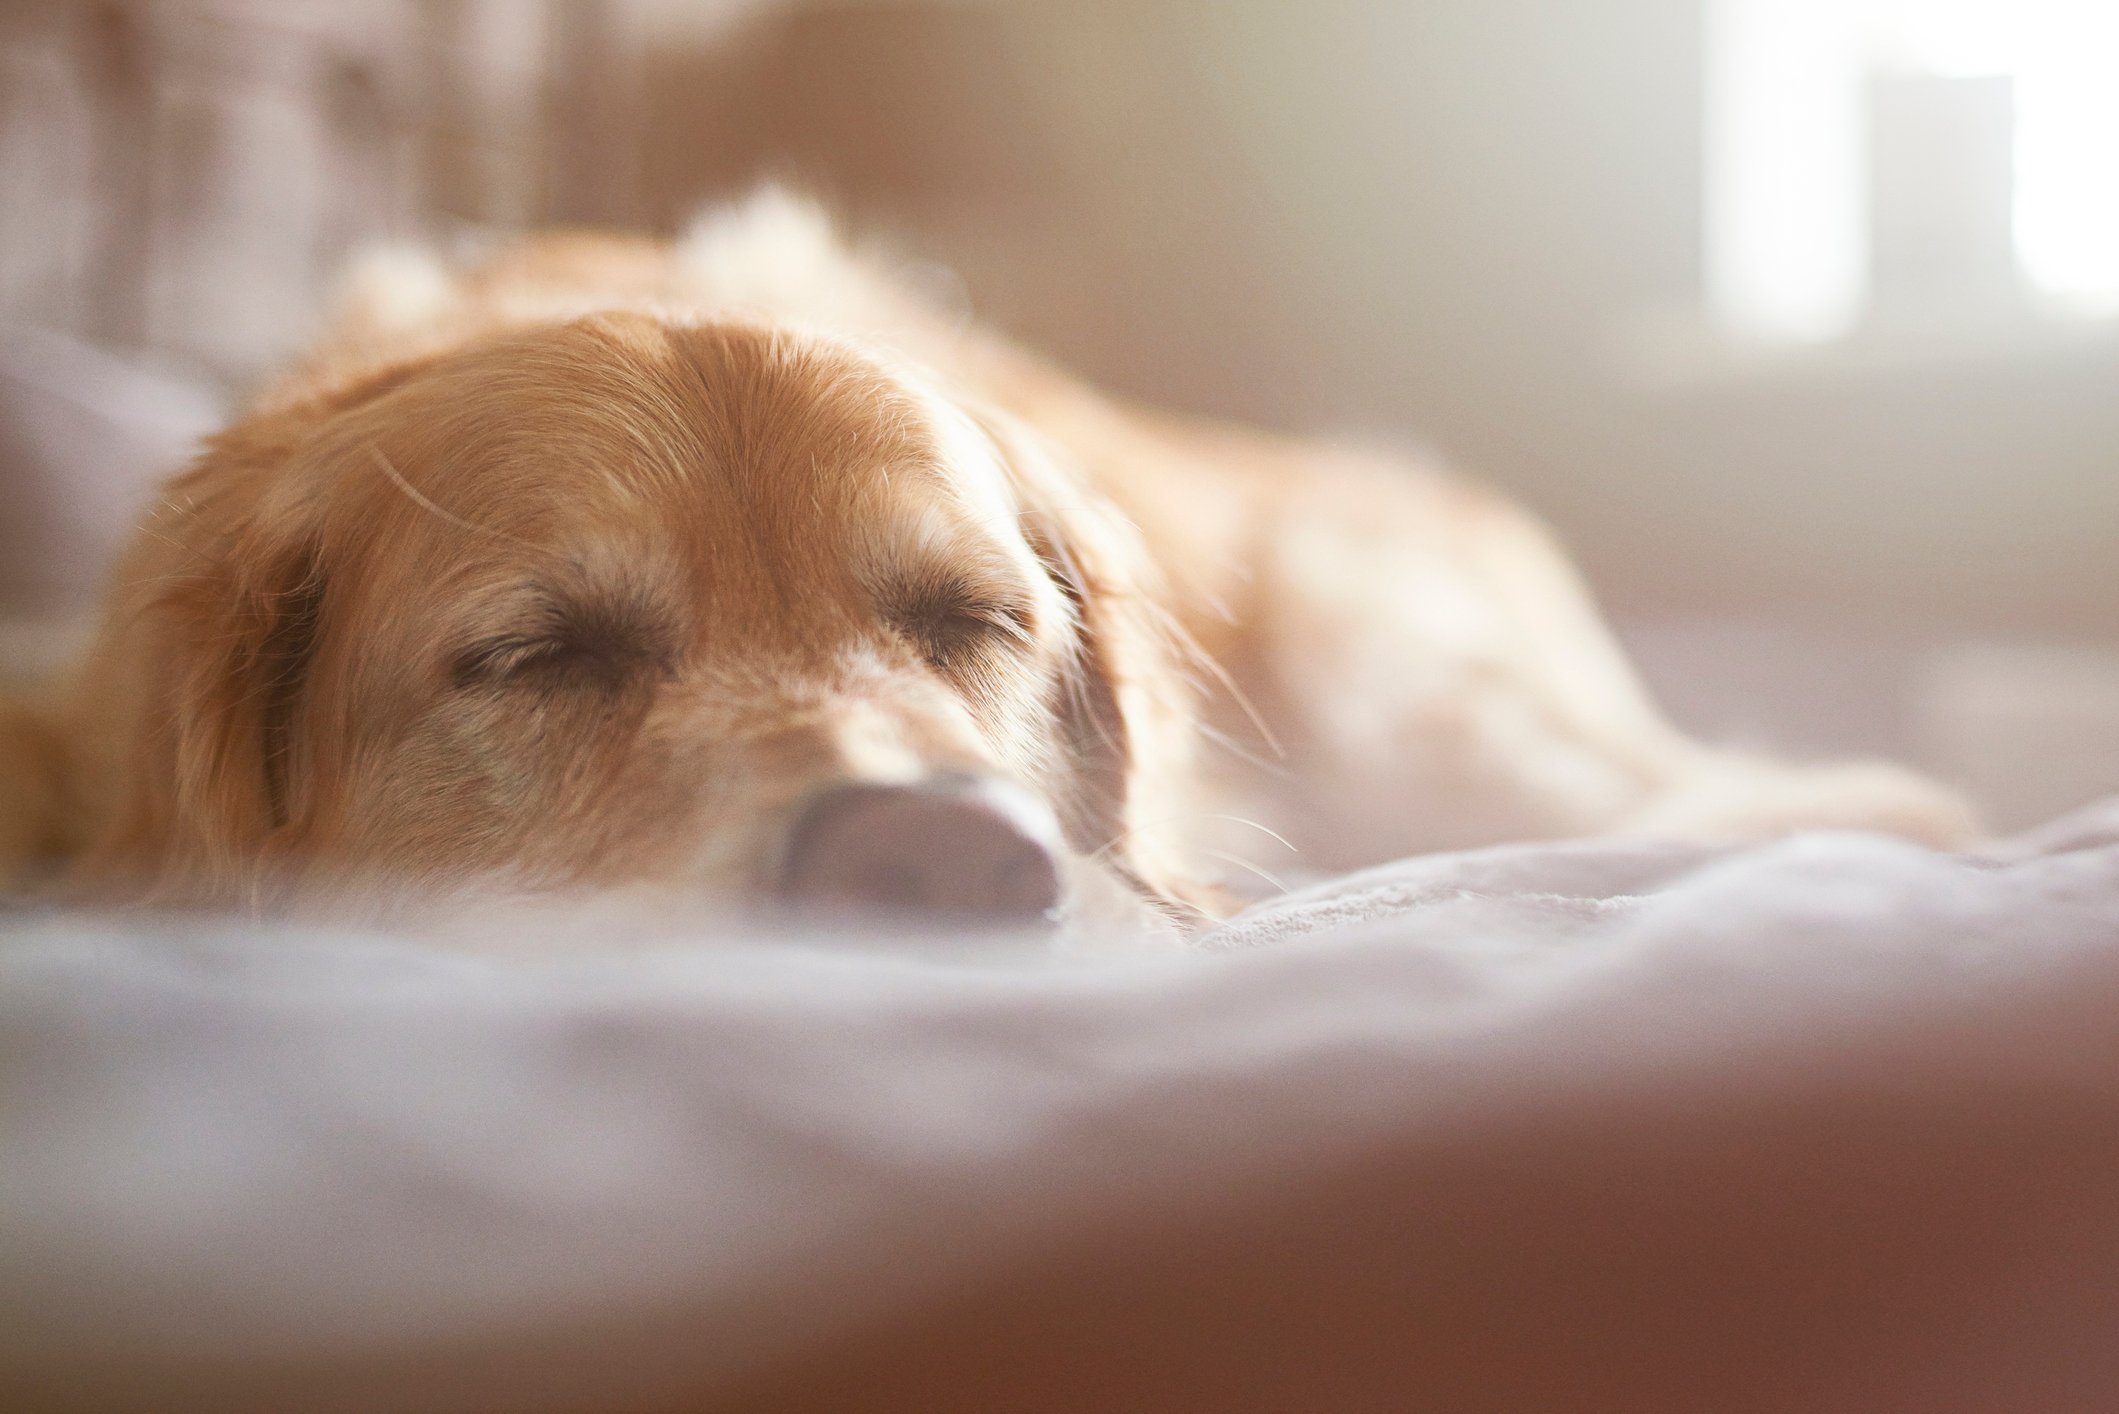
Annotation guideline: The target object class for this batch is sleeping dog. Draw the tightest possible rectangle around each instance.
[0,193,1976,927]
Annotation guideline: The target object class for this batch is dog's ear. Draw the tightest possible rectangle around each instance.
[974,407,1222,924]
[63,363,425,904]
[167,505,327,858]
[68,433,330,905]
[0,695,64,892]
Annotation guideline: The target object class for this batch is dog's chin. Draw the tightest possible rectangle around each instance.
[249,854,1185,957]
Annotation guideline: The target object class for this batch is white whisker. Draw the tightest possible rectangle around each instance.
[1200,849,1290,894]
[369,445,527,548]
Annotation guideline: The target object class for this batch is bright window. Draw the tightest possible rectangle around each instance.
[1707,0,2119,342]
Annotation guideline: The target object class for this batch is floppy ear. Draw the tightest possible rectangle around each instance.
[62,349,446,904]
[165,513,328,862]
[0,695,63,891]
[974,407,1223,923]
[58,348,436,905]
[62,433,330,906]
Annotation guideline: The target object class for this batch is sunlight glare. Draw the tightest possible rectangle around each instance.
[1708,0,2119,338]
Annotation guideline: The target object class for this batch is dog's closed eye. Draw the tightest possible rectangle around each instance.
[450,593,674,692]
[886,578,1036,671]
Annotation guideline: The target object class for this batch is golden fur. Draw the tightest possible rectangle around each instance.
[0,193,1977,925]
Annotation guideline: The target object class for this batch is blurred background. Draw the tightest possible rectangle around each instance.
[1,0,2114,827]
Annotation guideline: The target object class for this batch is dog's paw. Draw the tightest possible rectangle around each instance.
[1624,755,1984,851]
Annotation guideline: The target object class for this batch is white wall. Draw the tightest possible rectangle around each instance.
[966,0,2119,639]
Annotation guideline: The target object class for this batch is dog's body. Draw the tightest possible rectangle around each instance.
[0,195,1974,926]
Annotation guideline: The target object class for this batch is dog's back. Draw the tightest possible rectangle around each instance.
[7,194,1981,909]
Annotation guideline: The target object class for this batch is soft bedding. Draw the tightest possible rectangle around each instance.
[5,803,2119,1412]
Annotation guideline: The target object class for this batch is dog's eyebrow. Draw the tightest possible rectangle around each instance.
[887,555,1031,609]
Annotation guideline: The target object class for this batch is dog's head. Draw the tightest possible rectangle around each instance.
[74,311,1207,927]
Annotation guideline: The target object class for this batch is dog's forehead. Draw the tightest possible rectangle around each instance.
[347,314,1035,608]
[545,318,1002,519]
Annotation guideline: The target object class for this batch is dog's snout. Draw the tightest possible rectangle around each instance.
[779,777,1063,922]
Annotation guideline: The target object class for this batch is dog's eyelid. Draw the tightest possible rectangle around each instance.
[889,579,1035,633]
[449,590,678,690]
[449,634,556,687]
[961,597,1036,641]
[883,579,1039,667]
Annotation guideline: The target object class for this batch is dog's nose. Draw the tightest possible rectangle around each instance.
[778,776,1064,922]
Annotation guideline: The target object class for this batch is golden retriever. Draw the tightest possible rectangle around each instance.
[0,193,1975,928]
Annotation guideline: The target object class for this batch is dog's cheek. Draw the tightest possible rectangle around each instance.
[331,693,612,884]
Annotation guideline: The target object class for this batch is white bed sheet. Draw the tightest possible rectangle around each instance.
[4,803,2119,1411]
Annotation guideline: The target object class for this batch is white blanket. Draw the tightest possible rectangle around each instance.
[5,804,2119,1412]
